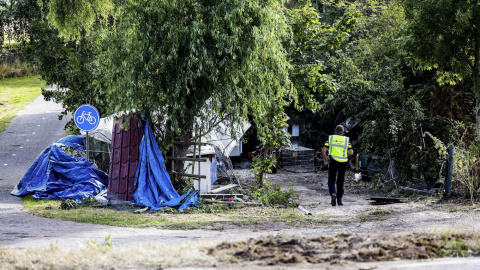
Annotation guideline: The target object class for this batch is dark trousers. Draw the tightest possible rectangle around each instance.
[328,158,348,199]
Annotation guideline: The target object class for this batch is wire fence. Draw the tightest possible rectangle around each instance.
[282,146,315,173]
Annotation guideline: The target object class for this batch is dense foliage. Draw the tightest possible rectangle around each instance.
[2,0,479,195]
[2,0,323,184]
[402,0,480,141]
[0,0,108,130]
[297,1,477,192]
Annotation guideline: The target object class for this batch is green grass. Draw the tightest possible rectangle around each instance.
[0,75,45,132]
[360,216,385,223]
[369,208,395,216]
[22,196,341,230]
[357,208,396,223]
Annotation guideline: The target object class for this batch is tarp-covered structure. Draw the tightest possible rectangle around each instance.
[11,121,200,211]
[133,121,199,210]
[11,136,108,202]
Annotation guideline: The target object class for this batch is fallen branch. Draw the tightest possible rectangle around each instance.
[133,207,149,213]
[400,186,439,195]
[202,199,263,206]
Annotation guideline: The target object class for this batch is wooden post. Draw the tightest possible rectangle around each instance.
[444,145,454,197]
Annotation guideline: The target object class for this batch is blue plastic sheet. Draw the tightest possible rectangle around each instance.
[210,157,217,185]
[133,121,200,210]
[11,135,108,202]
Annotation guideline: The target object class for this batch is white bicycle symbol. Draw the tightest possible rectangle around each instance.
[76,111,96,125]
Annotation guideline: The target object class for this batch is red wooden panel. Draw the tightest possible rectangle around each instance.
[130,146,139,160]
[107,114,144,201]
[129,162,138,178]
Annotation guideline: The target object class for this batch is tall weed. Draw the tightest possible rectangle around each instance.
[425,131,479,203]
[0,59,38,79]
[248,181,299,207]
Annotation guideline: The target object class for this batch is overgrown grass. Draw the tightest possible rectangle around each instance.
[0,241,218,269]
[0,75,44,132]
[0,59,38,79]
[369,208,395,216]
[22,196,335,230]
[358,208,396,223]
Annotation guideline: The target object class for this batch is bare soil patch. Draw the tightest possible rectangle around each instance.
[1,231,479,269]
[236,169,480,236]
[210,232,480,266]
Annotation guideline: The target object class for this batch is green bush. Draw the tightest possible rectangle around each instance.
[60,199,79,210]
[249,181,299,207]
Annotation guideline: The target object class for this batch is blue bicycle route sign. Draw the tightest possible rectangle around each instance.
[74,104,100,132]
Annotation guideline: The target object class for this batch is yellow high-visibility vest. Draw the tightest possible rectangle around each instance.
[326,134,350,162]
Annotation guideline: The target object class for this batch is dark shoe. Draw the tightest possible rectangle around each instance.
[331,194,337,206]
[337,198,343,206]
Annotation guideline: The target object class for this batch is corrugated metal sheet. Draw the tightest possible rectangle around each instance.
[107,115,144,201]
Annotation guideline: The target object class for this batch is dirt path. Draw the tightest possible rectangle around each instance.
[274,170,480,235]
[232,169,480,237]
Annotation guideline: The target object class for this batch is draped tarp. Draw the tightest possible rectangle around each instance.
[11,136,108,202]
[12,124,200,211]
[133,121,199,210]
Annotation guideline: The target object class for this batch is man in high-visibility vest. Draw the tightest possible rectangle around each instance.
[322,125,353,206]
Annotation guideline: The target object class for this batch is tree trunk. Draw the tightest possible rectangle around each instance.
[474,33,480,143]
[173,123,194,175]
[476,93,480,143]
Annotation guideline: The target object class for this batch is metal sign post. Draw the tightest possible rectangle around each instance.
[86,131,89,162]
[73,104,100,162]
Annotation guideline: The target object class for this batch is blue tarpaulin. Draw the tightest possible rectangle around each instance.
[133,121,199,210]
[12,123,199,211]
[11,136,108,202]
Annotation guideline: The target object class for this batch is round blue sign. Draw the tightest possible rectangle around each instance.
[74,104,100,132]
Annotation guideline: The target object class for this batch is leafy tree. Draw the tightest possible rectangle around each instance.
[1,0,108,130]
[318,1,443,185]
[317,0,475,186]
[402,0,480,141]
[282,1,357,150]
[37,0,299,180]
[286,3,356,111]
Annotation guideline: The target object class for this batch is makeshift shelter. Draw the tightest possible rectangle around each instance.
[12,119,200,211]
[183,121,249,193]
[101,115,199,210]
[11,136,108,202]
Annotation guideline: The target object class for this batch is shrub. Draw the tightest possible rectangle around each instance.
[249,181,299,207]
[426,131,480,203]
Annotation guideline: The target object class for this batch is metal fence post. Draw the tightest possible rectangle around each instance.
[444,145,454,197]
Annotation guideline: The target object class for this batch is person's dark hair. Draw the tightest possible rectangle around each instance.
[335,125,344,134]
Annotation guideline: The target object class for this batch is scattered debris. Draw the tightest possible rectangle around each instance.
[210,184,238,194]
[297,205,312,216]
[200,194,245,200]
[400,186,440,195]
[202,199,262,206]
[368,197,407,205]
[133,207,149,213]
